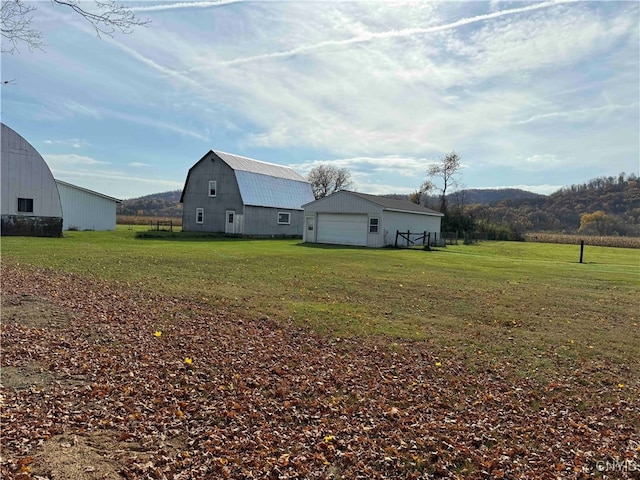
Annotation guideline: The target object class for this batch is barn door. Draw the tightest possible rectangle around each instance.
[225,210,235,234]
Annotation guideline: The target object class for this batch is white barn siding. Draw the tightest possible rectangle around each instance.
[56,181,119,231]
[1,124,62,218]
[1,123,62,236]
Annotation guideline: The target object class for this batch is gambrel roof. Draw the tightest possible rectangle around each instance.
[180,150,314,210]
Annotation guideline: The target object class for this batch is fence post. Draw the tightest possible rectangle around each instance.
[395,230,399,248]
[579,240,584,263]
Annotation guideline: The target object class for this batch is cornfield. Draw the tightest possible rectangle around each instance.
[116,215,182,227]
[524,233,640,248]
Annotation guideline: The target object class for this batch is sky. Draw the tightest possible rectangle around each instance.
[1,0,638,200]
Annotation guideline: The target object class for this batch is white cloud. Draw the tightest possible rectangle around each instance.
[128,162,152,168]
[524,154,560,167]
[516,103,639,125]
[44,138,90,149]
[289,155,432,178]
[52,169,184,199]
[44,154,109,167]
[61,100,102,119]
[218,1,566,67]
[129,1,242,12]
[352,182,416,196]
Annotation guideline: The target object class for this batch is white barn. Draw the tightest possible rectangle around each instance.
[303,190,443,248]
[1,123,63,236]
[55,180,121,231]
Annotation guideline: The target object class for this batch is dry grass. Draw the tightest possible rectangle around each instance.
[524,232,640,248]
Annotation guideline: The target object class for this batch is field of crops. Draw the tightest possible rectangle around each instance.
[117,214,182,228]
[524,232,640,248]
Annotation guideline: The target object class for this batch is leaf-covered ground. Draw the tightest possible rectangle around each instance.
[1,265,638,479]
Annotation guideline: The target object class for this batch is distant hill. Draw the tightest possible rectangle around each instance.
[464,173,640,235]
[117,190,182,218]
[454,188,544,205]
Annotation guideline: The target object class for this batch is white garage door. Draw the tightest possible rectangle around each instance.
[317,213,368,246]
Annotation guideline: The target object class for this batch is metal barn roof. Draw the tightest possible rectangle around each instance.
[214,151,314,210]
[235,171,314,210]
[214,151,307,182]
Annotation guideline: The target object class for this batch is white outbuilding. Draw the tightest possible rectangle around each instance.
[302,190,443,248]
[1,123,63,236]
[55,180,121,231]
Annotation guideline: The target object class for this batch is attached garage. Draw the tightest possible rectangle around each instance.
[317,213,368,246]
[303,190,443,248]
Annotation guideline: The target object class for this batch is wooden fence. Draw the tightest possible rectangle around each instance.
[394,231,443,248]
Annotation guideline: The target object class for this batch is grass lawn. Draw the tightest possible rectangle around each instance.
[2,228,639,478]
[2,227,638,382]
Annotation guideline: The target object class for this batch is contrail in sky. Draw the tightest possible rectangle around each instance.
[130,0,241,12]
[219,0,570,67]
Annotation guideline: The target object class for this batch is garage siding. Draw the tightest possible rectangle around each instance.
[381,211,442,246]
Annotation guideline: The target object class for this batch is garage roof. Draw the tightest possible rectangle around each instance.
[304,190,444,216]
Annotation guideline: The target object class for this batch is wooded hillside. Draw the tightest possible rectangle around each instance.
[463,173,639,236]
[117,190,182,218]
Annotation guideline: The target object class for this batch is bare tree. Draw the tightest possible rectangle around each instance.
[1,0,149,54]
[425,151,462,214]
[409,179,434,205]
[1,0,41,53]
[307,164,353,199]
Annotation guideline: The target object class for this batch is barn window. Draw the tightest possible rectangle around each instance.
[278,212,291,225]
[196,208,204,224]
[17,198,34,213]
[208,180,217,197]
[369,217,379,233]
